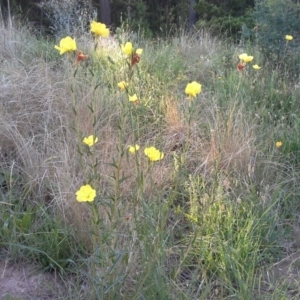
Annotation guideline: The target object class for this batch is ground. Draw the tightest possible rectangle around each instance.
[1,252,300,299]
[0,260,63,300]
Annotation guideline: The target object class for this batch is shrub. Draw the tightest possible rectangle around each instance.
[194,0,255,39]
[251,0,300,67]
[38,0,96,37]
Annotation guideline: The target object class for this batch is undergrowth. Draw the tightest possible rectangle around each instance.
[1,18,300,299]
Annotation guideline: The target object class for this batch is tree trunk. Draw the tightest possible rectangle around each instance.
[99,0,111,25]
[188,0,197,30]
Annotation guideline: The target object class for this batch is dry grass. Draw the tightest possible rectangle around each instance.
[0,20,275,236]
[0,23,171,235]
[1,19,300,299]
[162,97,257,180]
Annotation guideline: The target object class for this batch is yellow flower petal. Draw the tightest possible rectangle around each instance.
[285,35,293,41]
[128,94,138,102]
[276,141,282,148]
[239,53,248,61]
[244,55,254,63]
[83,135,98,147]
[136,48,143,55]
[239,53,254,63]
[144,147,164,161]
[128,144,140,153]
[117,81,128,91]
[76,184,96,202]
[253,64,261,70]
[121,42,133,56]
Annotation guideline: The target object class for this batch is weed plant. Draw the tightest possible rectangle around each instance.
[1,17,300,299]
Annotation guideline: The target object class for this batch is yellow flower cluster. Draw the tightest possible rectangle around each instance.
[237,35,293,71]
[70,27,291,206]
[128,144,164,161]
[121,42,143,56]
[128,144,140,153]
[238,53,262,71]
[75,135,99,203]
[55,21,109,56]
[239,53,254,63]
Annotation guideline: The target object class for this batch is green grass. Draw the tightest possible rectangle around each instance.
[1,20,300,299]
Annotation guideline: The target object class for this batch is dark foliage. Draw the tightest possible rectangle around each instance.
[1,0,255,38]
[194,0,255,39]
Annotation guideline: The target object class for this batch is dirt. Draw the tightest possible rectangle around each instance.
[1,252,300,299]
[268,251,300,290]
[0,259,63,300]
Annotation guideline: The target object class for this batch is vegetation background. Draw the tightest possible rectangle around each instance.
[1,0,300,299]
[1,0,255,37]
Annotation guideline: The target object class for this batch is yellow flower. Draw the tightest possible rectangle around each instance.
[76,184,96,202]
[83,135,98,147]
[136,48,143,55]
[285,35,293,41]
[144,147,164,161]
[239,53,254,63]
[239,53,247,61]
[54,36,77,55]
[128,144,140,153]
[121,42,143,56]
[117,81,128,91]
[185,81,202,98]
[243,56,253,63]
[276,141,282,148]
[90,21,109,37]
[128,94,138,102]
[239,53,248,61]
[121,42,134,56]
[253,64,261,70]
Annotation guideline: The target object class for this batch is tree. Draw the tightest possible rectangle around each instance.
[194,0,254,38]
[99,0,111,25]
[188,0,197,30]
[253,0,300,61]
[144,0,189,33]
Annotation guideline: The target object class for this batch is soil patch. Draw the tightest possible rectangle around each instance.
[0,259,63,300]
